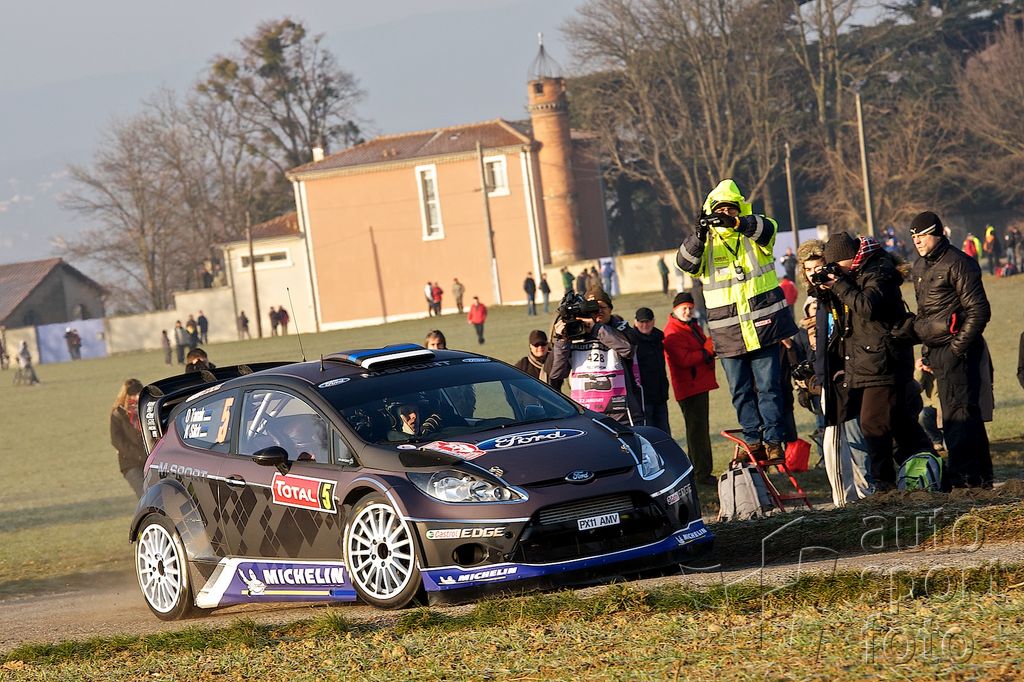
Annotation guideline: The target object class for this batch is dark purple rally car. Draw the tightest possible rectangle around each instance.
[131,344,712,619]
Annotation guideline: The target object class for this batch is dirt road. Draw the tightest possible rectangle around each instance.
[5,541,1023,654]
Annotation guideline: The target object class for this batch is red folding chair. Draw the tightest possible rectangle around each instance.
[720,429,813,512]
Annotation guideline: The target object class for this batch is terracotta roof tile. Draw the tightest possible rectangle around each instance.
[289,120,533,176]
[0,257,64,323]
[251,212,300,239]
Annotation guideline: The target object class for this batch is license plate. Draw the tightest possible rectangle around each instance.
[578,512,620,531]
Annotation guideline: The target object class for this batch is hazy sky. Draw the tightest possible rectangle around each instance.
[0,0,587,264]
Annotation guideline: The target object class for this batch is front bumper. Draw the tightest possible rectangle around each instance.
[420,518,713,603]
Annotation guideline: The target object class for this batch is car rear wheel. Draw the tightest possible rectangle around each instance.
[343,493,422,609]
[135,514,199,620]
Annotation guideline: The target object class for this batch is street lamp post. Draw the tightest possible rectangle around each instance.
[855,91,876,238]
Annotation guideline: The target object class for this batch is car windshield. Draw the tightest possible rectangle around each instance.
[318,360,579,445]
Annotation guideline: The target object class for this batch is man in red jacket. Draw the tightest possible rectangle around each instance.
[467,296,487,344]
[664,292,719,485]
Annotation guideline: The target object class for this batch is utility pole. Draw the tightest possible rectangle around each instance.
[476,141,502,304]
[246,210,264,338]
[784,142,800,248]
[855,92,876,238]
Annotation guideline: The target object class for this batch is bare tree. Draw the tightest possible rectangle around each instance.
[956,24,1024,204]
[566,0,795,232]
[199,18,365,174]
[59,115,186,311]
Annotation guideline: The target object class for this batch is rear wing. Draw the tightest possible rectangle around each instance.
[137,362,291,454]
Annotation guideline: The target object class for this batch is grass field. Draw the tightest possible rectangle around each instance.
[1,278,1022,592]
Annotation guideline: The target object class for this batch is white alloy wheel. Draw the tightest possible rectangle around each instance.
[344,495,421,608]
[135,515,196,620]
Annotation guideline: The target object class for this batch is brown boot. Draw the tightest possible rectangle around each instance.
[742,442,767,462]
[764,441,785,463]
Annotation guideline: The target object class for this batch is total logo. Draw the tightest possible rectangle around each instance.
[477,429,585,451]
[271,473,337,513]
[426,527,506,540]
[437,566,518,585]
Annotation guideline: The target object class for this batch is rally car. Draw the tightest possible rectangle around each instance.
[130,344,712,620]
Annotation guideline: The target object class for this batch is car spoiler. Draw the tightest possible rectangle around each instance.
[137,362,291,454]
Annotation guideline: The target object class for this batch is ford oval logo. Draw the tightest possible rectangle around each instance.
[565,470,595,484]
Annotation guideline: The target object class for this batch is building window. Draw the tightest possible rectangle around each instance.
[484,156,510,197]
[240,250,290,270]
[415,165,444,240]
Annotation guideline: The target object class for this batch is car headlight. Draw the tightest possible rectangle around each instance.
[408,470,525,503]
[636,435,665,480]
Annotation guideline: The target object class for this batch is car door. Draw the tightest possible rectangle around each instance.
[218,387,342,560]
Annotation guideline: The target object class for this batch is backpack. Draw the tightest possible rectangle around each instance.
[897,452,944,492]
[718,462,775,521]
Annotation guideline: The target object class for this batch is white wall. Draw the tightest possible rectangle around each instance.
[223,235,317,337]
[105,287,235,353]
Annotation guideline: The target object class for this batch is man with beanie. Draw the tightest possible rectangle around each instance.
[910,211,993,488]
[817,231,934,490]
[676,179,797,461]
[664,292,719,485]
[550,287,643,425]
[515,329,561,391]
[629,307,671,435]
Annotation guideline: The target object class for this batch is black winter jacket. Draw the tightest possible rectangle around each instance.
[627,326,670,404]
[911,238,991,356]
[829,250,915,389]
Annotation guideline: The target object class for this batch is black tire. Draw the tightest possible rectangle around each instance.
[343,493,422,609]
[134,514,200,620]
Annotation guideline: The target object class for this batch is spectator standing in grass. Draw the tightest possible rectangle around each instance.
[269,306,280,336]
[424,282,435,317]
[197,310,209,344]
[911,211,994,488]
[523,272,537,316]
[540,273,552,314]
[561,267,574,294]
[161,330,172,365]
[515,329,560,391]
[575,269,588,295]
[173,321,188,364]
[983,225,1000,276]
[467,297,487,344]
[111,378,147,498]
[452,278,465,314]
[663,292,717,485]
[819,231,934,491]
[16,341,40,384]
[630,307,671,435]
[186,314,199,350]
[430,284,443,317]
[237,311,250,340]
[657,256,670,295]
[779,247,798,282]
[278,306,290,335]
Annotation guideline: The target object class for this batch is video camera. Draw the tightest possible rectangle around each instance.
[809,262,843,286]
[556,292,601,340]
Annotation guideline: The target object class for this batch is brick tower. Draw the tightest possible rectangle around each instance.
[527,37,581,264]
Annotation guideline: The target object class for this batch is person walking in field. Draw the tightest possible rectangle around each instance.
[161,330,172,365]
[539,273,552,314]
[452,278,466,314]
[467,296,488,344]
[278,306,290,335]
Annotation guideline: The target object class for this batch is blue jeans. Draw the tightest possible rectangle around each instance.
[526,297,536,315]
[720,343,786,444]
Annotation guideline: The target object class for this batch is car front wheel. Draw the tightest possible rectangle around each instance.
[135,514,200,620]
[343,493,422,609]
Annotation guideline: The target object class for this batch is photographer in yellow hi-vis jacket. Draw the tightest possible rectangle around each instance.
[675,179,797,461]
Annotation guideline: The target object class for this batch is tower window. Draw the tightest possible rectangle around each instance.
[533,82,544,95]
[415,165,445,240]
[483,156,510,197]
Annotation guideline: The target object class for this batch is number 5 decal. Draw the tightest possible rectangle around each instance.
[215,397,235,444]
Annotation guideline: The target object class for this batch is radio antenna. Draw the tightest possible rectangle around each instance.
[286,287,306,362]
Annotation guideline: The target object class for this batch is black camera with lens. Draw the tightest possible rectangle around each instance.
[791,360,816,382]
[556,292,601,339]
[809,262,844,285]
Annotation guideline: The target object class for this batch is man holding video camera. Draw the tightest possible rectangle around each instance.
[549,288,643,425]
[816,232,935,490]
[676,179,796,461]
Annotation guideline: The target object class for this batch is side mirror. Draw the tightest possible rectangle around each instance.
[253,446,291,475]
